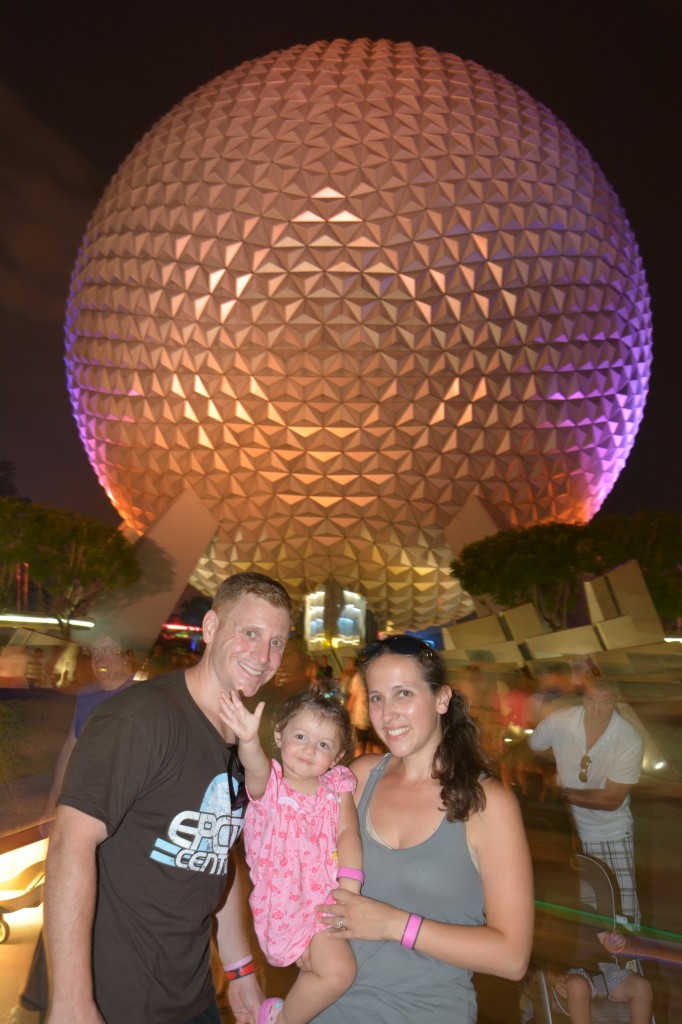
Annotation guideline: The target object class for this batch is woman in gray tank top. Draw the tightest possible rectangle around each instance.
[307,635,534,1024]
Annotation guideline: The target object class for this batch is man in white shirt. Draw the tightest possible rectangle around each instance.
[528,678,644,927]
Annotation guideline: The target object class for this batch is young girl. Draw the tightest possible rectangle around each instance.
[219,686,362,1024]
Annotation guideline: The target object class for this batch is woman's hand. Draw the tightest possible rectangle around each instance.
[317,888,406,943]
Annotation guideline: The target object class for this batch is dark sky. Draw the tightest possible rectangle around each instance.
[1,0,680,525]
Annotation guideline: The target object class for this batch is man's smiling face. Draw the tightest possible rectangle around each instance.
[202,593,290,696]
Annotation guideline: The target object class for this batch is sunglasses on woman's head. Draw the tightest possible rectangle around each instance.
[358,635,435,664]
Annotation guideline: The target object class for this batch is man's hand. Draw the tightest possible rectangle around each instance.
[597,930,627,953]
[227,973,264,1024]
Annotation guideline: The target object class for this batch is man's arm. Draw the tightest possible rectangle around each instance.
[215,852,263,1024]
[526,715,553,754]
[44,805,108,1023]
[40,727,77,834]
[562,778,634,811]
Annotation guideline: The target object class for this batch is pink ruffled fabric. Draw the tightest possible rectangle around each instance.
[244,760,356,966]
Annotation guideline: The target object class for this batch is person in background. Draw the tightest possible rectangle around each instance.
[308,635,533,1023]
[43,572,292,1024]
[337,657,358,702]
[598,928,682,967]
[24,648,46,689]
[528,678,644,928]
[528,662,576,724]
[305,659,321,688]
[455,667,506,762]
[345,663,371,756]
[548,930,653,1024]
[139,642,173,678]
[318,653,334,681]
[42,634,137,826]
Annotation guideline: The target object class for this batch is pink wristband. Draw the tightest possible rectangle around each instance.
[400,913,423,949]
[222,955,254,973]
[337,867,365,884]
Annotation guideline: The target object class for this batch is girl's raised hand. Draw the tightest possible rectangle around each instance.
[219,689,264,743]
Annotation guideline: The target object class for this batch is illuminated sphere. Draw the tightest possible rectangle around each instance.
[65,39,652,629]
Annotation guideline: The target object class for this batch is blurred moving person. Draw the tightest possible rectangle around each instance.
[528,679,644,928]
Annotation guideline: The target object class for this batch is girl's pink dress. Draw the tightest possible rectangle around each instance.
[243,760,356,966]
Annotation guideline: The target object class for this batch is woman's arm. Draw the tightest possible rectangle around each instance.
[218,692,270,798]
[335,791,363,892]
[458,779,534,979]
[325,779,534,981]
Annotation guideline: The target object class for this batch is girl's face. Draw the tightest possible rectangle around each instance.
[366,654,450,758]
[275,708,342,789]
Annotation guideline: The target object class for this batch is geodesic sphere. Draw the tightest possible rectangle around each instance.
[64,38,652,629]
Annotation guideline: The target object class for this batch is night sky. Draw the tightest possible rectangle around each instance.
[1,0,679,526]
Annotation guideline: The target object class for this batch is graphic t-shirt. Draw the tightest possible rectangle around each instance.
[59,671,246,1024]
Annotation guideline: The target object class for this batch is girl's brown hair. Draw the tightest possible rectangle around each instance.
[273,685,355,764]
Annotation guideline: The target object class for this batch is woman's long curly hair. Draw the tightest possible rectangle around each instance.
[360,638,499,821]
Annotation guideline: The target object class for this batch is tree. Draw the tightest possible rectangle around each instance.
[451,512,682,631]
[178,591,212,626]
[451,522,598,630]
[0,497,30,610]
[586,511,682,623]
[0,498,142,636]
[0,460,19,497]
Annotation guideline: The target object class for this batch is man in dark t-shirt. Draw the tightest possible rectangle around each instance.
[8,634,135,1024]
[43,573,292,1024]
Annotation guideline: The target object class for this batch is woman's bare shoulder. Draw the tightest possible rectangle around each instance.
[478,775,521,812]
[349,753,384,793]
[468,777,525,845]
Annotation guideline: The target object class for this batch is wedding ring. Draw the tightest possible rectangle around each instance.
[336,915,344,930]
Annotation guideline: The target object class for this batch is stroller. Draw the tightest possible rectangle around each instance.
[0,859,45,943]
[531,853,654,1023]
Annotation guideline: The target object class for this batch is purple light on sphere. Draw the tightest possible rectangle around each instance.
[64,39,652,629]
